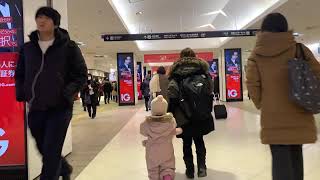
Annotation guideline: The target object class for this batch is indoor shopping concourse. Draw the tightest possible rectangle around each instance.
[68,100,320,180]
[0,0,320,180]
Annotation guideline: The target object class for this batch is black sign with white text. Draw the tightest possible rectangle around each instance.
[102,29,258,41]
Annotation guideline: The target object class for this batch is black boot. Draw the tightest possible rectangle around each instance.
[60,158,73,180]
[185,168,195,179]
[198,167,207,178]
[184,157,195,179]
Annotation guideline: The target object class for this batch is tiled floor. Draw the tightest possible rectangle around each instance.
[70,100,320,180]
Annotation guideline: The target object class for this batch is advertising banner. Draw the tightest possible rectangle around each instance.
[225,49,243,101]
[102,29,258,41]
[144,52,213,63]
[0,0,26,174]
[117,53,135,106]
[137,62,142,100]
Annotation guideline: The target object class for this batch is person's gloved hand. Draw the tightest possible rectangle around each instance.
[142,140,147,147]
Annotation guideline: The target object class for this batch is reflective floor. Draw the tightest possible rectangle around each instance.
[70,100,320,180]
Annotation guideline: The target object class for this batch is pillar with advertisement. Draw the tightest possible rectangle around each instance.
[136,62,142,100]
[0,0,28,178]
[224,49,243,102]
[117,53,136,106]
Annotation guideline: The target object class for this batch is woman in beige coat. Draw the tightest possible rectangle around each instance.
[246,13,320,180]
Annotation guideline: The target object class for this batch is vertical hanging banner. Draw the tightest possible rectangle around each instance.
[117,53,135,106]
[0,0,27,178]
[208,59,220,94]
[136,62,142,100]
[225,49,243,101]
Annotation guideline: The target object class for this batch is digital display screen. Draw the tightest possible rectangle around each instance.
[0,0,26,167]
[225,49,243,101]
[117,53,135,105]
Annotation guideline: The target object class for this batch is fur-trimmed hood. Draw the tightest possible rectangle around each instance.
[146,113,174,122]
[168,57,210,80]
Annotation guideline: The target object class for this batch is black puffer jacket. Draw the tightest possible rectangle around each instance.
[168,57,214,138]
[15,28,88,111]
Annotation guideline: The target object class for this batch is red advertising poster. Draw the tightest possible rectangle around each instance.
[144,52,213,63]
[225,49,243,101]
[0,53,25,165]
[117,53,135,105]
[0,29,18,47]
[137,62,142,100]
[0,0,26,174]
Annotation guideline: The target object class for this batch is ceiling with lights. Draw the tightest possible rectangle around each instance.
[108,0,287,51]
[67,0,320,72]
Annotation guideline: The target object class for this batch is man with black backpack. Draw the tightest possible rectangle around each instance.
[168,48,214,179]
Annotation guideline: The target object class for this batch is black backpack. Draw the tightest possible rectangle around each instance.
[178,73,214,121]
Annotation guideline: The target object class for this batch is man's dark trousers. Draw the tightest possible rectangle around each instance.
[28,107,73,180]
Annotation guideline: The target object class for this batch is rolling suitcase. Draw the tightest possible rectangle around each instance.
[213,94,228,119]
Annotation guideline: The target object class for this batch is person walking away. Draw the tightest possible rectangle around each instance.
[112,82,118,102]
[150,66,169,102]
[85,78,99,119]
[140,95,183,180]
[95,78,102,106]
[246,13,320,180]
[103,78,113,104]
[15,7,87,180]
[167,48,214,179]
[80,84,87,111]
[141,76,151,111]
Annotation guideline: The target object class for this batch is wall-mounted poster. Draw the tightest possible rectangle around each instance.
[208,58,219,94]
[0,0,27,178]
[137,62,142,100]
[225,49,243,101]
[117,53,135,106]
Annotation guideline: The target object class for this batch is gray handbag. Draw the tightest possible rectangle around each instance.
[288,43,320,114]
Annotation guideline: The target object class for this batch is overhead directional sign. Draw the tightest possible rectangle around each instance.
[102,29,259,41]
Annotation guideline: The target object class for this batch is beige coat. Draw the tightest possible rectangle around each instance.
[246,31,320,144]
[149,74,169,101]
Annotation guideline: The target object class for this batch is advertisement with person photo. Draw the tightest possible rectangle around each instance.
[0,0,26,169]
[117,53,135,105]
[225,49,243,101]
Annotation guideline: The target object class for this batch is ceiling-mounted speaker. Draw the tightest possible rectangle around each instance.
[128,0,144,3]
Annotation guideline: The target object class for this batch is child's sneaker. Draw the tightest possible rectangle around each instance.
[163,175,172,180]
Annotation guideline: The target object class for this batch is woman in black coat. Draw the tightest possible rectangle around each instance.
[140,76,151,111]
[167,48,214,179]
[84,77,99,119]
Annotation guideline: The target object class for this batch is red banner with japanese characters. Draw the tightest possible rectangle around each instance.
[144,52,214,63]
[0,0,26,171]
[0,53,26,166]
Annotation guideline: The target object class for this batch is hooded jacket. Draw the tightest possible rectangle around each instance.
[167,57,214,137]
[140,113,177,169]
[15,28,88,111]
[246,31,320,144]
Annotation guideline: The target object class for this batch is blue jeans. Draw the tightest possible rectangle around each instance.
[28,108,72,180]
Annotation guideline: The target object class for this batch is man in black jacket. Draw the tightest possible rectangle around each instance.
[103,78,112,104]
[15,7,87,180]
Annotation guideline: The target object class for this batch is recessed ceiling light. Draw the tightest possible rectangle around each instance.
[136,11,143,15]
[201,10,227,17]
[197,24,216,30]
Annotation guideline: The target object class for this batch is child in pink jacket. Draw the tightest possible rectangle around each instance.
[140,95,182,180]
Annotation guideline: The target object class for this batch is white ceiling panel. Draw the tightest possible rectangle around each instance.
[109,0,287,51]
